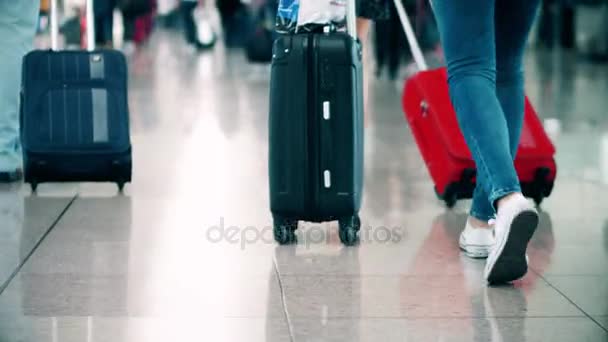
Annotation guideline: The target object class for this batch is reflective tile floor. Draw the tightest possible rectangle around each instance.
[1,30,608,341]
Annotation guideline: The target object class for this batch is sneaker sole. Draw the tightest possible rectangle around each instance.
[485,210,538,284]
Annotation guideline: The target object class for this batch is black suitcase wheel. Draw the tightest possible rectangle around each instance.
[436,186,457,209]
[273,215,298,245]
[339,215,361,246]
[30,182,38,193]
[117,182,126,193]
[533,195,543,207]
[444,193,457,209]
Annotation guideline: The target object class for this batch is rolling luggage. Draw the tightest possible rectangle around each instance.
[21,0,132,192]
[268,0,364,245]
[395,0,557,208]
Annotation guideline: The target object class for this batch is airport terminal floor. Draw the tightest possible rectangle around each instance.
[1,28,608,341]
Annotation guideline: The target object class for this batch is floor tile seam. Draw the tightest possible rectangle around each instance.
[529,268,608,333]
[0,195,78,296]
[11,314,595,320]
[537,274,608,279]
[277,274,548,279]
[222,315,597,320]
[273,255,296,342]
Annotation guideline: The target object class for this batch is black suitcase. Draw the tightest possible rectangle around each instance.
[268,9,364,245]
[20,1,132,192]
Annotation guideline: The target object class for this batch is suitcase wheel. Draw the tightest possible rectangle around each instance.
[339,215,361,246]
[533,195,543,207]
[30,181,38,193]
[273,215,298,245]
[444,193,457,209]
[435,186,458,209]
[117,182,126,193]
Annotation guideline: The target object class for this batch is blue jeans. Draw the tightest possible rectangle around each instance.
[0,1,39,172]
[432,0,540,221]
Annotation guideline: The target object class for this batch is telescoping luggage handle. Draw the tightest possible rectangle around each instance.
[392,0,428,71]
[346,0,357,39]
[49,0,96,51]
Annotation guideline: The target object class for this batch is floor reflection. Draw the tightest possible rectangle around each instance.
[398,210,554,341]
[270,245,361,340]
[0,186,25,286]
[6,196,132,342]
[0,186,26,341]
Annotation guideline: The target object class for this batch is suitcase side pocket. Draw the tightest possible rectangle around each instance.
[23,82,129,154]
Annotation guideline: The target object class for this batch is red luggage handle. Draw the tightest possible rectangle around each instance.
[393,0,429,71]
[49,0,96,51]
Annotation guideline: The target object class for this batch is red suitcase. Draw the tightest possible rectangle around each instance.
[394,0,556,208]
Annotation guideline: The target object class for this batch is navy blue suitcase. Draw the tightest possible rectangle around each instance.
[20,0,131,192]
[20,49,132,192]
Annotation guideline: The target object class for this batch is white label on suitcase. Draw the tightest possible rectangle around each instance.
[324,170,331,188]
[323,101,330,120]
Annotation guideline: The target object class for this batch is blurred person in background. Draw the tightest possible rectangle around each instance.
[94,0,117,46]
[181,0,214,50]
[357,0,391,42]
[118,0,156,53]
[0,2,40,182]
[537,0,575,49]
[39,0,51,33]
[373,0,403,80]
[216,0,249,47]
[122,10,139,53]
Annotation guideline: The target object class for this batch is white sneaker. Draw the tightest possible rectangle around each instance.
[484,194,539,284]
[459,219,495,259]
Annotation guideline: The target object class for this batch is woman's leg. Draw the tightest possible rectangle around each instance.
[387,2,402,80]
[0,1,39,180]
[437,0,496,261]
[357,18,371,41]
[434,0,540,284]
[469,0,541,225]
[180,2,198,45]
[357,0,391,41]
[374,20,388,76]
[94,12,106,45]
[495,0,541,157]
[122,13,136,43]
[432,0,521,212]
